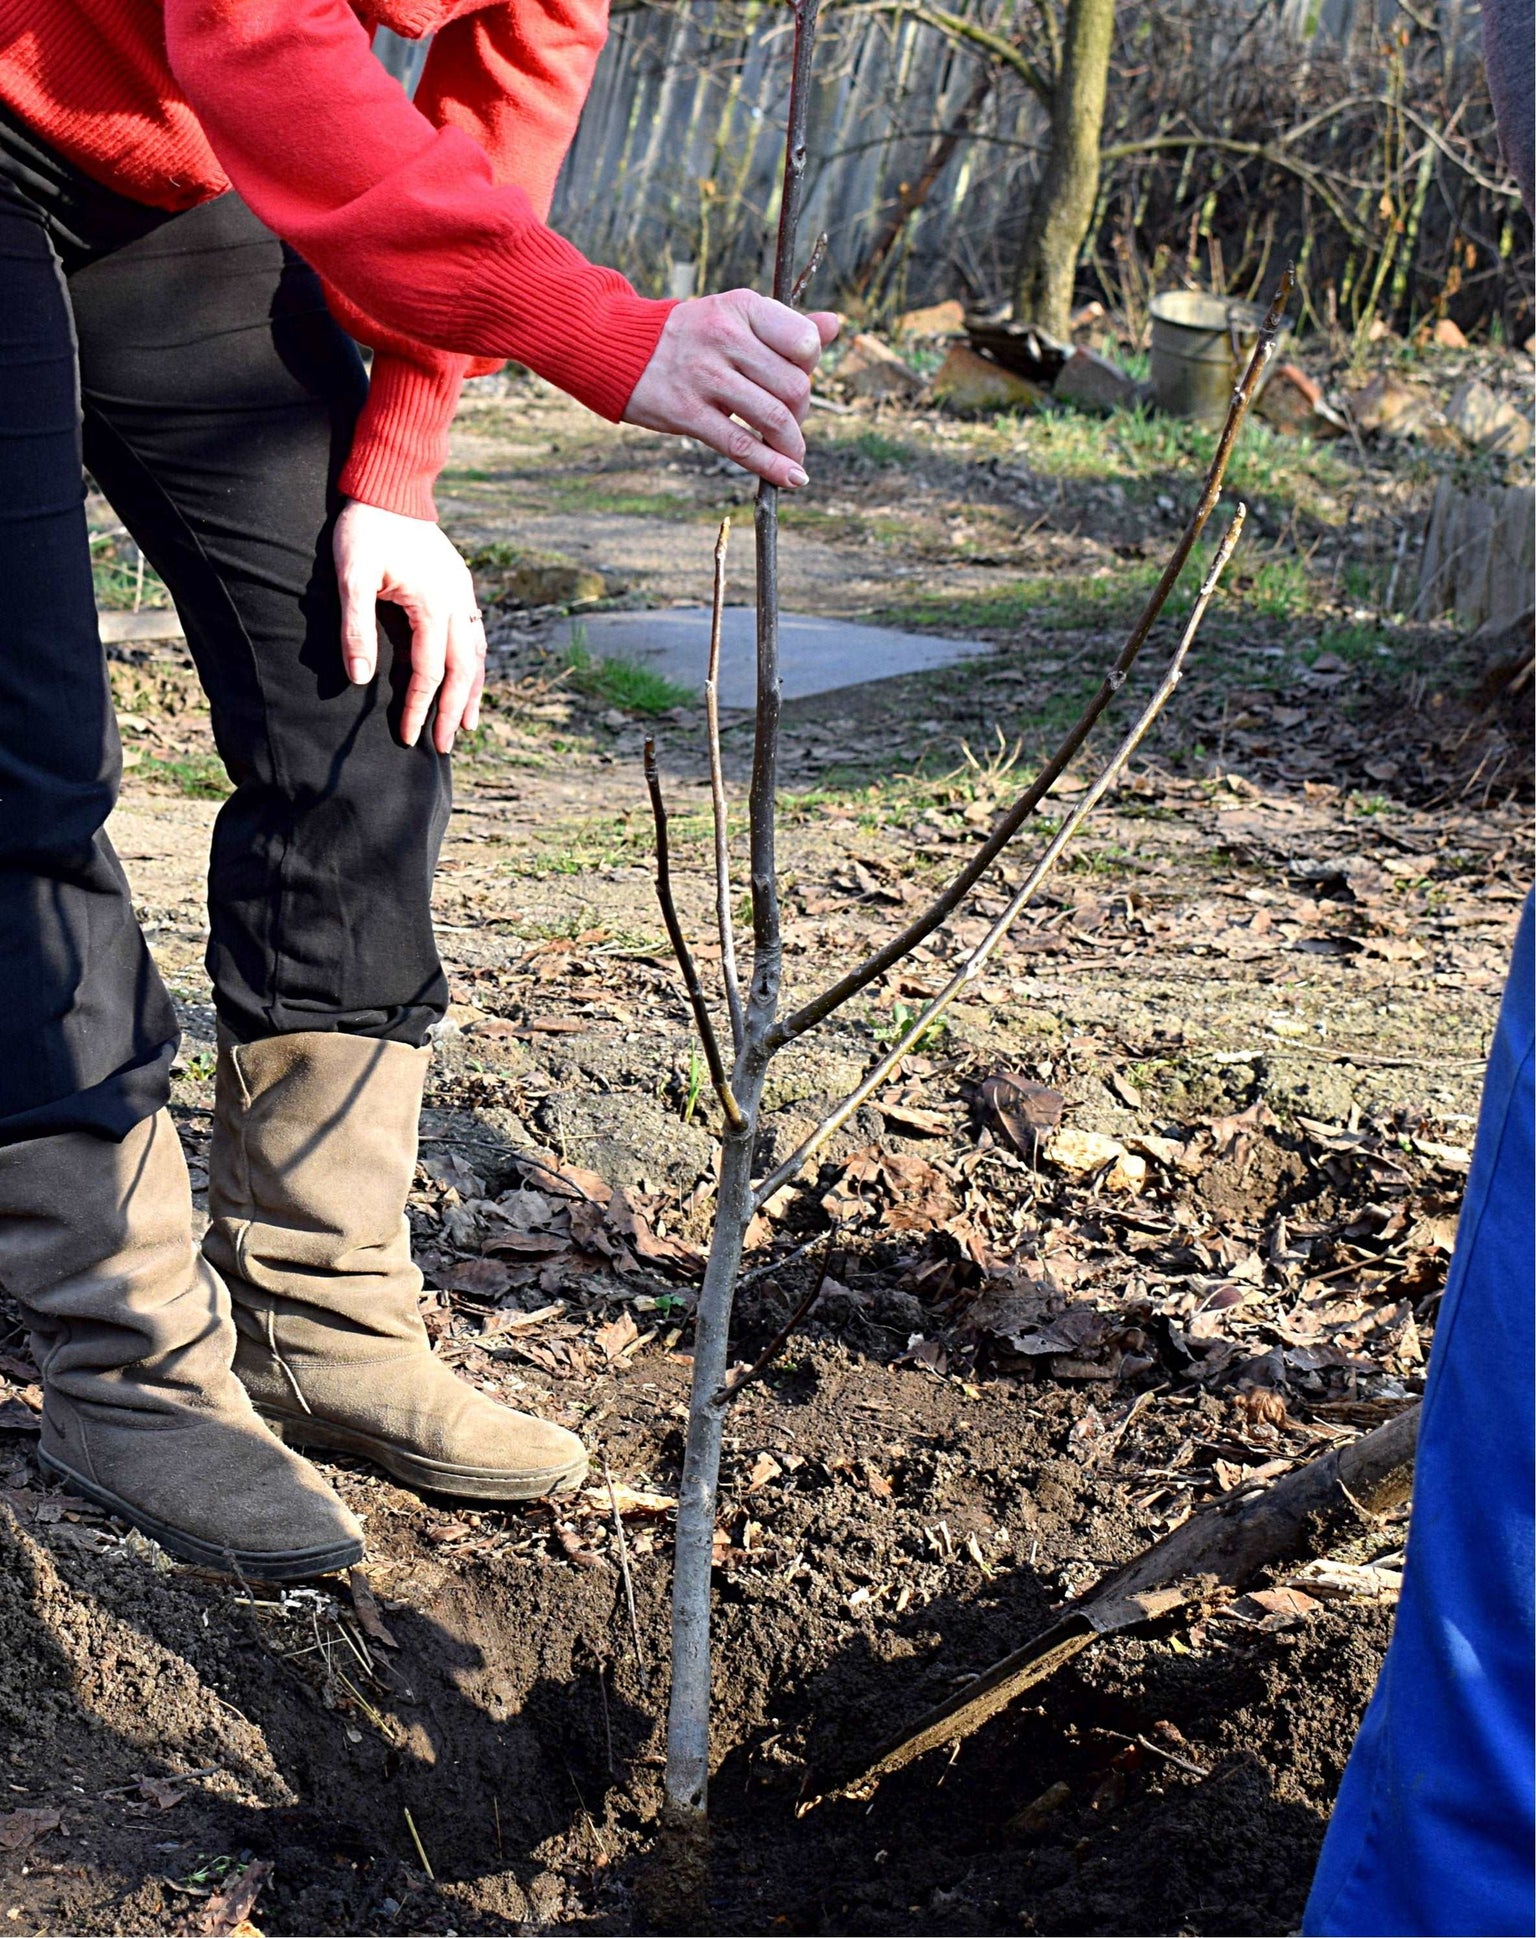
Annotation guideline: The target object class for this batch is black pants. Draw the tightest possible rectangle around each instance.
[0,115,451,1146]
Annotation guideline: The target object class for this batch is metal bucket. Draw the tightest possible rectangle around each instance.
[1149,291,1274,425]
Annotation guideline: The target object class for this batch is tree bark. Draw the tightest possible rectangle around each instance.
[1010,0,1116,337]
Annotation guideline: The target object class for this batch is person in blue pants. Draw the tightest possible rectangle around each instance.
[1303,895,1534,1936]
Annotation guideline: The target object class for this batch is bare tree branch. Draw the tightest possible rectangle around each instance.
[838,0,1054,103]
[643,737,745,1131]
[752,503,1248,1211]
[766,267,1291,1054]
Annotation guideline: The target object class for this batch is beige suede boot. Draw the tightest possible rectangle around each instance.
[207,1032,587,1500]
[0,1112,364,1579]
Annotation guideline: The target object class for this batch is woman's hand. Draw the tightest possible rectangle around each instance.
[333,500,484,754]
[623,292,840,489]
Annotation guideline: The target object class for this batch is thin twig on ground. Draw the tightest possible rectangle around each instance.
[605,1458,650,1693]
[403,1806,435,1880]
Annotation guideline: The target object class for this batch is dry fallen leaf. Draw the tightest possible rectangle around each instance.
[439,1257,515,1299]
[746,1452,783,1491]
[1239,1586,1320,1627]
[482,1230,570,1260]
[607,1188,704,1276]
[1006,1781,1072,1839]
[880,1101,953,1137]
[348,1567,400,1650]
[198,1857,273,1937]
[582,1482,676,1516]
[595,1311,640,1361]
[1238,1388,1288,1428]
[1208,1100,1275,1154]
[555,1526,608,1570]
[569,1200,616,1256]
[879,1151,960,1231]
[1109,1070,1142,1109]
[0,1806,61,1850]
[1045,1128,1146,1193]
[979,1072,1063,1157]
[480,1302,565,1336]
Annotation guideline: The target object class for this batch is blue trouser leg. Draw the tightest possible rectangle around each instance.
[1304,894,1535,1938]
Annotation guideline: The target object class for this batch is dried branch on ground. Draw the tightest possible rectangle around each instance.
[810,1398,1419,1800]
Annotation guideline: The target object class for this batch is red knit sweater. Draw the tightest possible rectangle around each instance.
[0,0,673,518]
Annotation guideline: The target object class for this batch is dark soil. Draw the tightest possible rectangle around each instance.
[0,1355,1390,1937]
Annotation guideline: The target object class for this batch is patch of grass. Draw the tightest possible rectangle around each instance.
[872,998,949,1051]
[526,798,712,876]
[1309,621,1436,679]
[849,428,918,466]
[682,1043,705,1125]
[91,535,171,612]
[1341,559,1390,608]
[544,479,721,523]
[1013,404,1354,522]
[1060,841,1132,876]
[136,753,230,799]
[564,636,696,715]
[1234,554,1314,622]
[874,560,1175,635]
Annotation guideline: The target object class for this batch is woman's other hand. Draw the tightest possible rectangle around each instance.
[333,500,484,754]
[623,292,840,490]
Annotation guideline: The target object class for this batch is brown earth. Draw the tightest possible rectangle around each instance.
[1,370,1530,1935]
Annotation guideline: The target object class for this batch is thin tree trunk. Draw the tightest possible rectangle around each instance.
[1011,0,1116,337]
[659,0,819,1892]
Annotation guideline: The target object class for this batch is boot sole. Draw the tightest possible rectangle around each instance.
[37,1449,364,1582]
[256,1407,589,1502]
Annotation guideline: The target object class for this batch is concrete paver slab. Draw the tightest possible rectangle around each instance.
[551,607,990,708]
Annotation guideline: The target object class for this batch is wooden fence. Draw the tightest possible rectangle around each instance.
[377,0,1526,334]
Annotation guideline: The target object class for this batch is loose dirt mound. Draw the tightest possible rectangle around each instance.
[1,1363,1390,1936]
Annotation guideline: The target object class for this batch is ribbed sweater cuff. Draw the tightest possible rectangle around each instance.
[458,226,674,421]
[339,353,467,520]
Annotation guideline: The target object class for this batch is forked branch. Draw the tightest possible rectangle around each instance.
[752,504,1249,1210]
[766,265,1292,1054]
